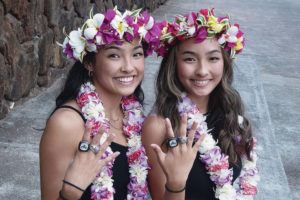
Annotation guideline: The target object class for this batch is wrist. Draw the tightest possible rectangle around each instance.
[61,182,84,199]
[165,181,186,193]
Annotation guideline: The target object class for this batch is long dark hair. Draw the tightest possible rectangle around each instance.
[55,52,144,108]
[155,43,253,163]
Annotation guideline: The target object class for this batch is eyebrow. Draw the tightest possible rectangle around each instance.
[104,45,143,51]
[181,49,222,56]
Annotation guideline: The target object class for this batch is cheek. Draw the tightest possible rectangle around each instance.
[216,64,224,79]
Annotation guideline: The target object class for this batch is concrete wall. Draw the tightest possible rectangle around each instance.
[0,0,168,119]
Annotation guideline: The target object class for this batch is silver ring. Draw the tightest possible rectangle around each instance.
[78,140,90,152]
[89,144,100,154]
[177,136,188,144]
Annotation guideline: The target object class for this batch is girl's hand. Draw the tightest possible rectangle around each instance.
[150,114,205,191]
[61,125,119,198]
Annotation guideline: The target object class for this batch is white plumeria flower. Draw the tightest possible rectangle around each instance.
[215,183,237,200]
[198,134,217,154]
[129,165,148,184]
[86,42,97,52]
[82,103,104,119]
[128,135,142,149]
[86,13,105,28]
[187,113,205,127]
[68,29,86,60]
[187,26,196,35]
[218,25,239,45]
[84,27,98,40]
[110,14,129,39]
[95,35,103,45]
[97,174,114,188]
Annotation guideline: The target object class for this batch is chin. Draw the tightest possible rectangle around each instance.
[118,87,137,96]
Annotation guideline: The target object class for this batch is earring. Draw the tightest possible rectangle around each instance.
[88,70,93,77]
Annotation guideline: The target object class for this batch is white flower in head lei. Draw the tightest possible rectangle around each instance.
[177,93,260,200]
[58,6,164,62]
[77,82,149,199]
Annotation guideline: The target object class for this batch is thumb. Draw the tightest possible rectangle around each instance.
[151,144,165,163]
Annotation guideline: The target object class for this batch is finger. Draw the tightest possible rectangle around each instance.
[165,118,175,138]
[100,151,120,166]
[150,144,166,164]
[96,133,115,157]
[178,114,188,137]
[187,122,198,148]
[193,134,206,153]
[81,122,93,142]
[90,130,103,146]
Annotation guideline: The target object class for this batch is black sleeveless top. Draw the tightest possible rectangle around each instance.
[54,106,130,200]
[185,109,242,200]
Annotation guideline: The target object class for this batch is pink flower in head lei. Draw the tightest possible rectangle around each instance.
[156,8,245,58]
[59,6,164,62]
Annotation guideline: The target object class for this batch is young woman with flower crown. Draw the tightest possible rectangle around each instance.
[39,7,163,200]
[142,8,259,200]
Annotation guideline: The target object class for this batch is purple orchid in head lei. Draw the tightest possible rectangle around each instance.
[178,93,260,200]
[59,6,164,62]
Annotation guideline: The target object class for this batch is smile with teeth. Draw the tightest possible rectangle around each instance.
[115,76,134,85]
[192,79,210,87]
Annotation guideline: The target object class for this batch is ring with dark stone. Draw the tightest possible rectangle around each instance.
[89,144,100,154]
[166,137,178,148]
[78,140,90,152]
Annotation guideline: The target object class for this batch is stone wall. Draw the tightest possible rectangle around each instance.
[0,0,167,119]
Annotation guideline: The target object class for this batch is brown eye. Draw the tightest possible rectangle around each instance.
[209,57,220,62]
[184,57,196,62]
[108,54,120,59]
[133,52,144,58]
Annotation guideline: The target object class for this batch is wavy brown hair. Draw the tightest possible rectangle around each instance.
[155,43,254,164]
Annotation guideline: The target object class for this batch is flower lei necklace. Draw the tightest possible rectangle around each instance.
[76,82,149,200]
[177,93,260,200]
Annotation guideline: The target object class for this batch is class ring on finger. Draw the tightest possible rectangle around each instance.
[89,144,100,154]
[78,140,90,152]
[166,137,178,148]
[177,136,188,144]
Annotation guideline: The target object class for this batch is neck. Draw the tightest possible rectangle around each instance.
[93,81,123,119]
[188,94,209,114]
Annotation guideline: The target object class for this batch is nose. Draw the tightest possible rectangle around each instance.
[121,56,134,73]
[195,60,209,77]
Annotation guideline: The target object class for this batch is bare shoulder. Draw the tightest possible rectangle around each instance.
[142,115,167,147]
[41,101,85,150]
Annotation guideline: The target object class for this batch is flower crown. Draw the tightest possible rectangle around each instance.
[157,8,245,58]
[59,7,163,62]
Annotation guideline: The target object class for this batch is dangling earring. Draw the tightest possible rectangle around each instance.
[88,69,94,78]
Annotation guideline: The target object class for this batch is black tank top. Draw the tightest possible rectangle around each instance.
[54,106,130,200]
[185,109,242,200]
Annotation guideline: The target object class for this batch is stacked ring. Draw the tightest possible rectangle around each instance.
[78,140,90,152]
[177,136,188,144]
[89,144,100,154]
